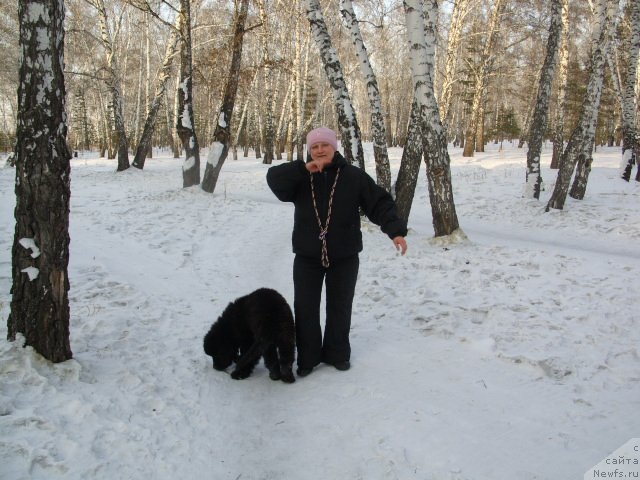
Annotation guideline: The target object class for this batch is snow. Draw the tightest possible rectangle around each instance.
[18,238,41,258]
[206,141,224,167]
[182,156,195,172]
[218,112,227,129]
[20,267,40,281]
[1,142,639,480]
[25,3,47,23]
[180,107,192,130]
[179,78,192,130]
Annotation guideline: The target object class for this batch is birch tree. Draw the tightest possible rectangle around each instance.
[620,0,640,182]
[524,0,563,199]
[403,0,460,237]
[550,0,570,169]
[257,0,275,164]
[132,16,181,169]
[339,0,391,190]
[304,0,364,169]
[177,0,200,187]
[394,4,439,223]
[286,22,311,160]
[289,19,304,162]
[546,0,617,211]
[394,99,422,222]
[9,0,72,362]
[569,0,621,200]
[295,27,312,161]
[462,0,506,157]
[201,0,249,193]
[439,0,470,129]
[93,0,129,171]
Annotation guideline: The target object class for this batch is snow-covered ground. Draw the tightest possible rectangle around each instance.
[1,142,639,480]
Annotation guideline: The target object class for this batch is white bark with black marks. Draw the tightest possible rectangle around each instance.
[177,0,200,188]
[303,0,364,169]
[201,0,249,193]
[339,0,391,190]
[524,0,563,199]
[439,0,470,129]
[10,0,72,363]
[132,16,182,170]
[93,0,129,171]
[551,0,570,169]
[546,0,618,211]
[462,0,506,158]
[620,0,640,181]
[257,0,275,165]
[403,0,460,237]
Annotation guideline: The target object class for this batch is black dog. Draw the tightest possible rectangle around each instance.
[203,288,296,383]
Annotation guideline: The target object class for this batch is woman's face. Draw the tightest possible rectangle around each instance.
[310,142,336,164]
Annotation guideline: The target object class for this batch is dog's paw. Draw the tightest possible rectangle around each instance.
[230,370,249,380]
[280,370,295,384]
[269,370,282,381]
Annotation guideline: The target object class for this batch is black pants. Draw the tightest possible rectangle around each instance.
[293,254,359,369]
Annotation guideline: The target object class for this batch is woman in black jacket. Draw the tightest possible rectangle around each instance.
[266,127,407,377]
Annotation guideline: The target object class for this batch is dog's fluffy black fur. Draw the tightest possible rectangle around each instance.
[203,288,296,383]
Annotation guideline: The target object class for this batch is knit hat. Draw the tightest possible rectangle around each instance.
[307,127,338,150]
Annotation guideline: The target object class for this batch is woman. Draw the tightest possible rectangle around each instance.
[266,127,408,377]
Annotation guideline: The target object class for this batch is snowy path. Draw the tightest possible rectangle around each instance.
[463,218,640,261]
[1,145,639,480]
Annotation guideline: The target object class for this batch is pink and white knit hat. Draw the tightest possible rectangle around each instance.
[306,127,338,150]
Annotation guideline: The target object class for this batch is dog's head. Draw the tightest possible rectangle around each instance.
[210,345,237,371]
[203,314,239,371]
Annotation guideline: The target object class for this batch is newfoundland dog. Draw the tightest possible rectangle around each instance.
[203,288,296,383]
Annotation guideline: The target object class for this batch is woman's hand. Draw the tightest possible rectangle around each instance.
[392,236,407,255]
[305,160,327,173]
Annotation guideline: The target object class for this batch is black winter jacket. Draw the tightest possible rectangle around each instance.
[266,152,408,261]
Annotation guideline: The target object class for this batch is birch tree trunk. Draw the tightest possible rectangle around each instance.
[339,0,391,190]
[133,46,144,148]
[476,102,485,152]
[569,0,621,199]
[569,136,595,199]
[439,0,470,129]
[524,0,563,199]
[232,71,257,160]
[551,0,570,169]
[462,0,506,157]
[96,86,113,158]
[172,75,182,158]
[9,0,72,362]
[620,0,640,181]
[297,31,312,161]
[257,0,275,164]
[94,0,129,171]
[394,98,422,222]
[288,24,301,162]
[287,19,303,162]
[517,100,534,148]
[177,0,200,187]
[304,0,364,169]
[201,0,249,193]
[254,95,263,159]
[274,79,291,160]
[132,19,181,169]
[144,14,151,158]
[404,0,460,237]
[546,0,616,211]
[395,3,438,222]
